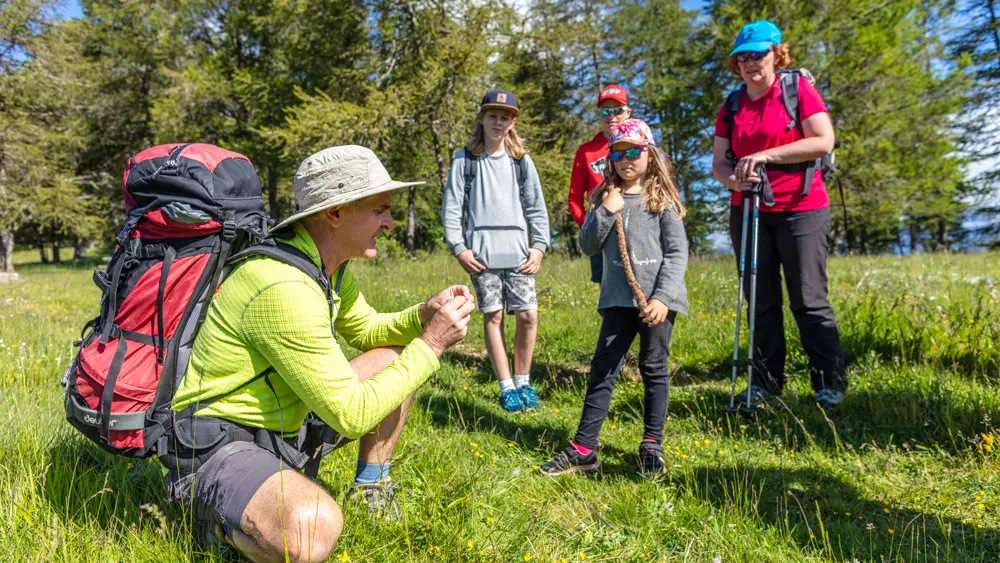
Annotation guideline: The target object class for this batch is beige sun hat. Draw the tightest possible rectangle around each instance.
[273,145,425,230]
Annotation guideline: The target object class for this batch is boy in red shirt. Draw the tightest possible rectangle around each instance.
[568,84,632,283]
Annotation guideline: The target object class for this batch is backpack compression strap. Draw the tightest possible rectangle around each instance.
[777,70,820,197]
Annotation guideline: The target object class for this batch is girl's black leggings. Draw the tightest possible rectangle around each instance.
[573,307,676,449]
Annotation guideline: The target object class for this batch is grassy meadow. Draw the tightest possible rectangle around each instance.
[1,248,999,562]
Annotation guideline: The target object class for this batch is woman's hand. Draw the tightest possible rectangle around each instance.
[640,299,670,326]
[602,187,625,213]
[735,153,771,184]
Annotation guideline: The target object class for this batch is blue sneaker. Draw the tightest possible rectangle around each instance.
[500,388,525,412]
[734,384,774,409]
[517,384,541,410]
[815,389,843,409]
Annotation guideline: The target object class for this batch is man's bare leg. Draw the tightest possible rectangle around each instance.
[351,347,414,463]
[512,309,538,376]
[483,310,512,383]
[233,470,342,563]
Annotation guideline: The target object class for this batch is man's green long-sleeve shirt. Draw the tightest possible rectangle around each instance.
[173,223,439,439]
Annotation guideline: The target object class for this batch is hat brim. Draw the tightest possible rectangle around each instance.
[730,41,775,56]
[273,179,426,231]
[480,103,520,117]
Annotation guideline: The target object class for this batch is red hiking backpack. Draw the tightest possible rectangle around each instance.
[62,143,269,458]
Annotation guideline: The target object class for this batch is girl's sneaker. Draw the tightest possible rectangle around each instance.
[540,445,601,476]
[638,442,666,478]
[500,388,525,412]
[517,384,541,410]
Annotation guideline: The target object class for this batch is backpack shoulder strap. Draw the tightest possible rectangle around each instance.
[777,70,801,133]
[513,156,529,204]
[463,151,478,202]
[724,86,745,164]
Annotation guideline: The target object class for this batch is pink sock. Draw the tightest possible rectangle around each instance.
[570,441,593,456]
[642,438,659,444]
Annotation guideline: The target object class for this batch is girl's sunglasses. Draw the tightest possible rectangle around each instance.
[599,107,629,117]
[609,147,647,161]
[736,50,769,63]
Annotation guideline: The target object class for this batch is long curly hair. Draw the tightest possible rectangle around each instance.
[590,145,687,219]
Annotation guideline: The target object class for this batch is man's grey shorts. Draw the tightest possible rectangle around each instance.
[165,441,286,531]
[471,269,537,314]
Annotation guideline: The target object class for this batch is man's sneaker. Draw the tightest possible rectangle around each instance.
[347,479,402,523]
[539,445,601,476]
[815,389,843,409]
[500,388,525,412]
[734,384,774,408]
[638,442,666,478]
[517,384,541,410]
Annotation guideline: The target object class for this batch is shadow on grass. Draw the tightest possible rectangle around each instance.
[38,435,236,560]
[441,350,592,392]
[684,463,1000,561]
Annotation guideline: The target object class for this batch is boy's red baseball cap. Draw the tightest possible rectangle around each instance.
[598,84,629,106]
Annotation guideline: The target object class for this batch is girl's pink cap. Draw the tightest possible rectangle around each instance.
[609,119,656,147]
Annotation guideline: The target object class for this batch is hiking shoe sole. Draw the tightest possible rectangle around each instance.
[540,460,601,476]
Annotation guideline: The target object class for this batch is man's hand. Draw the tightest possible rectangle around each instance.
[602,186,625,213]
[421,296,476,357]
[640,299,670,326]
[418,285,473,326]
[456,249,486,275]
[518,248,544,275]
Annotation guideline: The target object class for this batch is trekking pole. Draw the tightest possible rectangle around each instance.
[728,194,751,411]
[743,168,765,409]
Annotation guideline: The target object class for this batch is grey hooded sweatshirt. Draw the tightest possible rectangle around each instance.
[442,148,550,270]
[579,193,689,314]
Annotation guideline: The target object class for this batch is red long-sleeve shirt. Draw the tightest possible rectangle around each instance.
[568,132,610,227]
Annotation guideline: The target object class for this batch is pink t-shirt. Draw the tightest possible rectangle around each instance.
[714,75,831,212]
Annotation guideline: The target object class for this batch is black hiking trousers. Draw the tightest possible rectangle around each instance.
[728,205,847,394]
[573,307,676,449]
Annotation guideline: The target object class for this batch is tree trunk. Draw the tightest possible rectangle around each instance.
[51,229,61,264]
[405,186,416,257]
[38,237,48,264]
[429,118,449,192]
[936,220,947,251]
[267,164,279,220]
[909,222,918,255]
[74,237,88,261]
[1,230,13,273]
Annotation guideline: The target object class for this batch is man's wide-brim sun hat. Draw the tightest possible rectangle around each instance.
[730,20,782,56]
[274,145,425,230]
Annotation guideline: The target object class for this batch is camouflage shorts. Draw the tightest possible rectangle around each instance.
[470,269,537,314]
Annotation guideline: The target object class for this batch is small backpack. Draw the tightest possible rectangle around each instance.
[62,143,270,458]
[460,151,530,232]
[724,68,838,205]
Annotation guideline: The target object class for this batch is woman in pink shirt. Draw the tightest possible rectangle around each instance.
[711,20,846,409]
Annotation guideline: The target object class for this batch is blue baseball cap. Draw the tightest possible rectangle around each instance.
[730,20,782,56]
[480,88,519,116]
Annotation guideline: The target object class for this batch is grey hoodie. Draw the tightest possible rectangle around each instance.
[579,193,689,314]
[442,148,550,270]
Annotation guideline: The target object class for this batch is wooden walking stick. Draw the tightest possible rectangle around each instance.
[614,209,648,311]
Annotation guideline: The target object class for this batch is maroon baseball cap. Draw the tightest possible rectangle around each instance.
[598,84,629,106]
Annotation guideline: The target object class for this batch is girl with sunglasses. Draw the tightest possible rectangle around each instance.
[711,20,846,409]
[541,118,688,478]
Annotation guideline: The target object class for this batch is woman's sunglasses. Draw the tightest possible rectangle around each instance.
[736,50,770,63]
[609,147,647,161]
[599,107,629,117]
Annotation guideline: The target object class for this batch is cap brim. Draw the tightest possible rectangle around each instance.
[481,103,520,116]
[730,41,774,56]
[273,179,426,231]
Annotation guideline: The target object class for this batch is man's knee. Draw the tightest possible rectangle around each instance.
[284,499,343,563]
[515,309,537,328]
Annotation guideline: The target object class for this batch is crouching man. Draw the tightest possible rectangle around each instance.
[166,145,474,562]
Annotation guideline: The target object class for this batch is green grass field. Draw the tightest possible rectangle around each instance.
[1,249,999,562]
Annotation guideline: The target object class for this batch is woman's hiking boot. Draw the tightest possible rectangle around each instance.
[815,389,843,409]
[539,445,600,476]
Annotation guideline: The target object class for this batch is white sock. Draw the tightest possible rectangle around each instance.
[515,374,530,388]
[499,379,516,393]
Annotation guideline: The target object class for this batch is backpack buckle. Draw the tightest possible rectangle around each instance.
[222,220,237,241]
